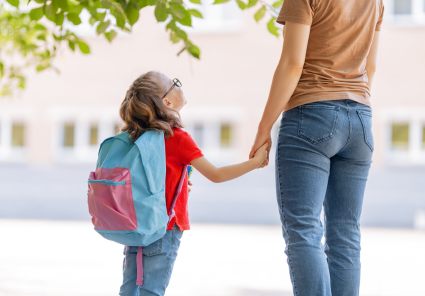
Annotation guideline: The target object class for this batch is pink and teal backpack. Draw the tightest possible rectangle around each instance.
[87,130,186,285]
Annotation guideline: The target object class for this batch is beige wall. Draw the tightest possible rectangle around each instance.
[1,7,425,166]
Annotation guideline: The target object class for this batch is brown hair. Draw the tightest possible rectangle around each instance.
[120,71,183,141]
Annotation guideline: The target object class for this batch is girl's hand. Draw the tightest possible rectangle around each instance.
[252,143,269,167]
[188,180,193,195]
[249,129,272,168]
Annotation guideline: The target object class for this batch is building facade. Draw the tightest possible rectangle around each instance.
[1,0,425,166]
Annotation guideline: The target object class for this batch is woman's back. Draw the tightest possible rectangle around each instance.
[277,0,384,110]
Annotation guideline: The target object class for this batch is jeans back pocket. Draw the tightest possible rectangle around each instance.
[357,110,374,152]
[298,104,340,145]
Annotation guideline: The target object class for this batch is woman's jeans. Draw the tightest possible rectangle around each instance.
[276,100,373,296]
[119,224,183,296]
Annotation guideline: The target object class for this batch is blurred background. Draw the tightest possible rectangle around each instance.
[1,0,425,295]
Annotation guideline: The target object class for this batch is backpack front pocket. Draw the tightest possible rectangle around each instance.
[88,167,138,231]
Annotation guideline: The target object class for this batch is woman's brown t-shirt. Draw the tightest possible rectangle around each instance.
[277,0,384,111]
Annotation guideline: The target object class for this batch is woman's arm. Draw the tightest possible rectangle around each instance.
[191,143,268,183]
[365,31,381,89]
[249,21,311,167]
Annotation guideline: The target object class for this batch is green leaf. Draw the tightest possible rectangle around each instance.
[169,31,181,43]
[125,5,139,25]
[187,44,200,59]
[189,0,201,3]
[34,23,47,30]
[272,0,283,8]
[138,0,148,8]
[96,12,106,22]
[29,7,45,21]
[105,30,117,42]
[89,16,97,25]
[175,28,187,39]
[254,6,266,22]
[247,0,257,8]
[154,4,168,22]
[176,14,191,26]
[100,0,112,8]
[6,0,20,8]
[67,12,81,25]
[111,2,128,28]
[169,4,187,19]
[37,34,46,40]
[45,1,58,18]
[68,40,75,51]
[213,0,230,4]
[188,9,202,18]
[147,0,156,5]
[77,41,90,54]
[0,63,4,78]
[34,0,46,3]
[55,13,65,25]
[57,0,69,10]
[267,17,279,37]
[96,20,110,34]
[235,0,246,9]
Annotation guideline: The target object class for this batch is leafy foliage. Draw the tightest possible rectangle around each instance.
[0,0,283,96]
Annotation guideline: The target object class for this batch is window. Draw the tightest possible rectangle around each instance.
[11,123,25,147]
[63,124,75,147]
[422,126,425,149]
[394,0,412,14]
[193,124,204,148]
[391,123,409,150]
[220,124,232,148]
[90,125,98,146]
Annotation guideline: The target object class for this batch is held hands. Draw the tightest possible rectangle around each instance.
[252,142,269,167]
[249,129,272,168]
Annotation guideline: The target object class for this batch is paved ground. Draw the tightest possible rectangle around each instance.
[1,220,424,296]
[1,164,424,228]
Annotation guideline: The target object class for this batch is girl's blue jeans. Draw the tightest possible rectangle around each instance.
[276,100,373,296]
[119,224,183,296]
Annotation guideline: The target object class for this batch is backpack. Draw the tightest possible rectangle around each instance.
[87,130,186,248]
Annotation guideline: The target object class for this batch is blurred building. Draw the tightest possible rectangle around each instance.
[1,0,425,166]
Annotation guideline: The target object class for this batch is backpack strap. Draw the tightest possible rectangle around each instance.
[133,165,187,286]
[167,165,187,226]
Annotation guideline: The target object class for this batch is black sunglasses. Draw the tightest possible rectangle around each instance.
[162,78,182,99]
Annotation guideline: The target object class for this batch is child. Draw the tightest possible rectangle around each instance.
[118,71,268,296]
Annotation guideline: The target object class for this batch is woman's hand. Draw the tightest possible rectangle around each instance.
[249,128,272,168]
[252,142,269,167]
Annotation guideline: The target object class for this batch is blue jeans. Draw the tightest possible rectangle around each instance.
[275,100,373,296]
[119,224,183,296]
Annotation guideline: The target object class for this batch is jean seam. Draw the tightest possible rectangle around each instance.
[276,132,298,296]
[338,101,352,154]
[160,231,175,295]
[357,110,374,152]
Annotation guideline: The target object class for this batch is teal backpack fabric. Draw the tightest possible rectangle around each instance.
[87,131,169,247]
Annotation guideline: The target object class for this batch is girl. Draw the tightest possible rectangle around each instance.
[119,71,268,296]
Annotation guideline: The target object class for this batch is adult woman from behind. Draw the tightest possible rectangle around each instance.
[250,0,384,295]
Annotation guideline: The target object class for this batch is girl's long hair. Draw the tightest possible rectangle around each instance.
[120,71,184,141]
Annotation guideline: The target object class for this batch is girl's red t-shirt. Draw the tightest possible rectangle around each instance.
[165,128,203,231]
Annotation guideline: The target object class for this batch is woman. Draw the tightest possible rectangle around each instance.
[250,0,384,295]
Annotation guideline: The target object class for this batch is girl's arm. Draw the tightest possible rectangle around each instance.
[191,143,268,183]
[249,21,311,167]
[365,31,381,89]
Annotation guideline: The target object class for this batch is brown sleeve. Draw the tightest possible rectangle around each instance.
[276,0,315,26]
[375,3,384,31]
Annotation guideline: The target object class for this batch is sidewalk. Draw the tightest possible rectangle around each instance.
[1,220,424,296]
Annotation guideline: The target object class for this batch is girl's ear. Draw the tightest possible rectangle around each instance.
[162,98,172,107]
